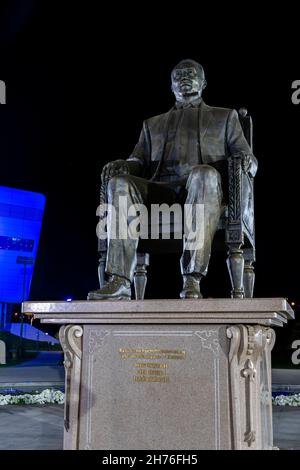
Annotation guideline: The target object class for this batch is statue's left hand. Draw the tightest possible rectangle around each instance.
[232,152,257,176]
[242,154,252,173]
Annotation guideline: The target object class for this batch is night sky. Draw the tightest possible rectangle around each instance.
[0,1,299,346]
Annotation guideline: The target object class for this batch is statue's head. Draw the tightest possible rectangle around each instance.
[171,59,207,103]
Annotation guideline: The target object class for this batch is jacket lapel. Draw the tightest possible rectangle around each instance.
[199,101,212,142]
[150,108,174,180]
[198,101,212,163]
[162,102,212,143]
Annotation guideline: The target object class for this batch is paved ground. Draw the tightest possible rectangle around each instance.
[272,369,300,388]
[0,405,299,450]
[0,351,64,390]
[0,365,64,389]
[273,407,300,450]
[14,351,63,367]
[0,405,64,450]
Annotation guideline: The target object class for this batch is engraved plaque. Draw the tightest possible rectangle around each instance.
[78,324,231,450]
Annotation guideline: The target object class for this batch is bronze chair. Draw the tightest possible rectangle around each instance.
[97,108,255,300]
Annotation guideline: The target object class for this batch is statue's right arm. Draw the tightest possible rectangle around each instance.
[126,120,151,177]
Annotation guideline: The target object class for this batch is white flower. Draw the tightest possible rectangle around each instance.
[0,389,65,406]
[272,393,300,406]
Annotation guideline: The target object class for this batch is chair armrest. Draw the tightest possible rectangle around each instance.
[227,156,243,226]
[227,156,255,246]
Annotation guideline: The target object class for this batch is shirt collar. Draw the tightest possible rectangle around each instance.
[175,97,203,109]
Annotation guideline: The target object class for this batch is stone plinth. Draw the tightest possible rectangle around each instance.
[23,298,294,450]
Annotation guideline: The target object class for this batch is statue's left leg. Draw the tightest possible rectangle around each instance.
[180,165,223,298]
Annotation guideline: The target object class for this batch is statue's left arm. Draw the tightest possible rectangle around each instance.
[226,109,258,177]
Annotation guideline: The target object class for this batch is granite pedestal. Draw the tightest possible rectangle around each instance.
[23,298,294,450]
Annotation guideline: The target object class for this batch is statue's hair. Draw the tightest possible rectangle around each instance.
[171,59,205,79]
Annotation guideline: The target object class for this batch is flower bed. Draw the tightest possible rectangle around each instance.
[272,393,300,407]
[0,389,65,405]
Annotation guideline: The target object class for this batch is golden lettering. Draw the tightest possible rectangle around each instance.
[120,351,186,360]
[119,348,186,356]
[165,354,185,360]
[133,376,170,383]
[121,354,162,360]
[134,363,168,369]
[137,369,167,376]
[119,347,186,384]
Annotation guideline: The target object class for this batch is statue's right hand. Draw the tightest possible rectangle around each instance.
[101,160,129,183]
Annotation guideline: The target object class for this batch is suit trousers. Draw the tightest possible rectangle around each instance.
[105,165,223,281]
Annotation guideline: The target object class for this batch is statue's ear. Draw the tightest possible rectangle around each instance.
[202,79,207,90]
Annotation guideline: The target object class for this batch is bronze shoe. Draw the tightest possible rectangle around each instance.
[180,274,203,299]
[87,275,131,300]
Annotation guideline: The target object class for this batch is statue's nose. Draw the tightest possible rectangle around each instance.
[182,72,191,80]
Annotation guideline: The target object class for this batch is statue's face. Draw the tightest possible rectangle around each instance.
[171,66,206,102]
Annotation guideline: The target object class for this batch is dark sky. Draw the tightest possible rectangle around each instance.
[0,2,299,318]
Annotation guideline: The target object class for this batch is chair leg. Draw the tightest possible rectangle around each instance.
[226,245,245,299]
[134,253,149,300]
[98,252,107,288]
[243,260,255,298]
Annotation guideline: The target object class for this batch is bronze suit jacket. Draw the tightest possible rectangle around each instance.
[127,101,257,182]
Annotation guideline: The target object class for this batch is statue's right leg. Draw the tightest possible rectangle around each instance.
[88,174,145,300]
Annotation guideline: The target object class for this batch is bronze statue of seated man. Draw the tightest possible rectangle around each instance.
[88,59,257,300]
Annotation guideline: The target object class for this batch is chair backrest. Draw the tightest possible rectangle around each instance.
[238,108,253,150]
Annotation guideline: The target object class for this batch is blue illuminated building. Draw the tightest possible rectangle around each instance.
[0,186,46,315]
